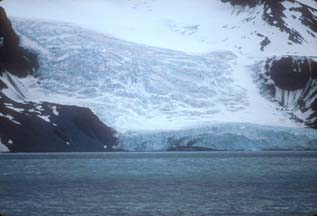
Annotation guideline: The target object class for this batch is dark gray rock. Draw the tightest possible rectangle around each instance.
[256,56,317,129]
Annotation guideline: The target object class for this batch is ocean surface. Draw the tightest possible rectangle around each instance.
[0,152,317,216]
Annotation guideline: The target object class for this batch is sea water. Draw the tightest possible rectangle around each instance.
[0,152,316,216]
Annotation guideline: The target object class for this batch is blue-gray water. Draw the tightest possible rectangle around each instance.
[0,152,317,216]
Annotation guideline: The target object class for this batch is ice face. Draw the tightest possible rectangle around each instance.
[119,123,317,151]
[12,19,301,132]
[0,137,10,152]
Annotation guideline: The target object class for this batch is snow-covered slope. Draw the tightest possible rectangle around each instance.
[2,0,316,56]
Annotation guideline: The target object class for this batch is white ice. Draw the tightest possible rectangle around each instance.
[8,19,303,132]
[0,137,10,153]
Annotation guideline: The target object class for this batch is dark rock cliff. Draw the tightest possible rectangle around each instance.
[256,56,317,129]
[0,7,38,77]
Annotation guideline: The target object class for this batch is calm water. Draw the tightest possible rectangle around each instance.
[0,152,317,216]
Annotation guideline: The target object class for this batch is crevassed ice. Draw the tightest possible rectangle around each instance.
[13,19,298,131]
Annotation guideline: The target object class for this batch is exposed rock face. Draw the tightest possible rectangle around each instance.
[0,7,118,152]
[0,93,118,152]
[0,7,38,77]
[256,56,317,128]
[269,57,316,91]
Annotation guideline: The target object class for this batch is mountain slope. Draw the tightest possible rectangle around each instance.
[11,19,300,132]
[0,7,118,152]
[1,0,316,151]
[255,56,317,128]
[2,0,316,55]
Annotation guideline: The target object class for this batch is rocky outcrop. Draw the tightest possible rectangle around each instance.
[0,7,118,152]
[256,56,317,128]
[0,93,118,152]
[0,7,38,77]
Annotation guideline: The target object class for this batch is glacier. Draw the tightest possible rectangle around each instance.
[2,18,315,151]
[13,19,298,131]
[119,123,317,151]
